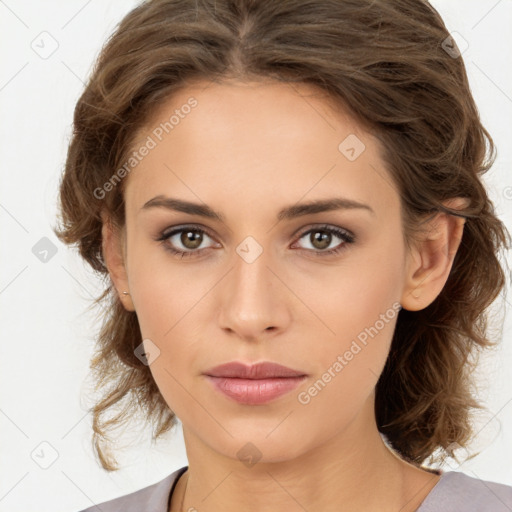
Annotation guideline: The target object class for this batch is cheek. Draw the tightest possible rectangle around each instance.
[301,238,404,398]
[125,235,208,392]
[297,290,400,429]
[125,230,187,337]
[307,232,403,334]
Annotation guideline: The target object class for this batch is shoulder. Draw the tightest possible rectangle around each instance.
[418,470,512,512]
[75,466,188,512]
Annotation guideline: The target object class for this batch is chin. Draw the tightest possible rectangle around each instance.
[208,427,315,467]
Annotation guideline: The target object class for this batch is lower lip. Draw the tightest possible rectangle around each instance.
[205,375,307,405]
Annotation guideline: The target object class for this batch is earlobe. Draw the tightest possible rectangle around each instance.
[101,212,135,312]
[400,197,469,312]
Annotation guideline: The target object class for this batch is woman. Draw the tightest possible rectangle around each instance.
[55,0,512,510]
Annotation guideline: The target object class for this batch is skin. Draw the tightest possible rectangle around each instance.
[101,78,468,512]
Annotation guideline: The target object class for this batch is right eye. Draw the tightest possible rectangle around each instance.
[156,225,219,258]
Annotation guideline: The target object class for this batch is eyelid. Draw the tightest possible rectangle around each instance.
[160,223,216,239]
[293,223,355,241]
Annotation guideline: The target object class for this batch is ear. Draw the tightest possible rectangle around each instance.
[400,197,469,311]
[101,211,135,312]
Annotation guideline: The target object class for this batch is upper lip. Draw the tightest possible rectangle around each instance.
[204,361,307,379]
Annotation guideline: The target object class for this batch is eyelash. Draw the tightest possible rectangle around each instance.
[155,224,355,259]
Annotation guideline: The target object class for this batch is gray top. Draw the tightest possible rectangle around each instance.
[77,466,512,512]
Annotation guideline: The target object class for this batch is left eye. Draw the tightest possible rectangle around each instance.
[292,225,355,254]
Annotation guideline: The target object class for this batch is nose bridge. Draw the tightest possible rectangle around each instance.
[218,235,290,338]
[234,236,271,299]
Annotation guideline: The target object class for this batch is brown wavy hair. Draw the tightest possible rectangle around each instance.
[54,0,510,471]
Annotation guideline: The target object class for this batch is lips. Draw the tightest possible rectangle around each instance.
[203,361,308,405]
[203,361,307,379]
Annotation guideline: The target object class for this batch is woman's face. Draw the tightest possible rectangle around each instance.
[118,79,412,463]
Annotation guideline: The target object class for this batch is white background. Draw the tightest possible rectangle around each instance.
[0,1,511,511]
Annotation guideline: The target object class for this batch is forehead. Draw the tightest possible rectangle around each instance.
[123,79,399,220]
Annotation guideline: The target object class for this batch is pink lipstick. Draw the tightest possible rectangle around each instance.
[203,361,307,405]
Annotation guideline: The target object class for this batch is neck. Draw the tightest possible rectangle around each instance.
[170,396,440,512]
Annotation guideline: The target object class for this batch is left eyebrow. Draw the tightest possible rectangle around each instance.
[140,195,375,221]
[276,197,375,220]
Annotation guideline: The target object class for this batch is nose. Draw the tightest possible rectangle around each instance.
[217,240,292,342]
